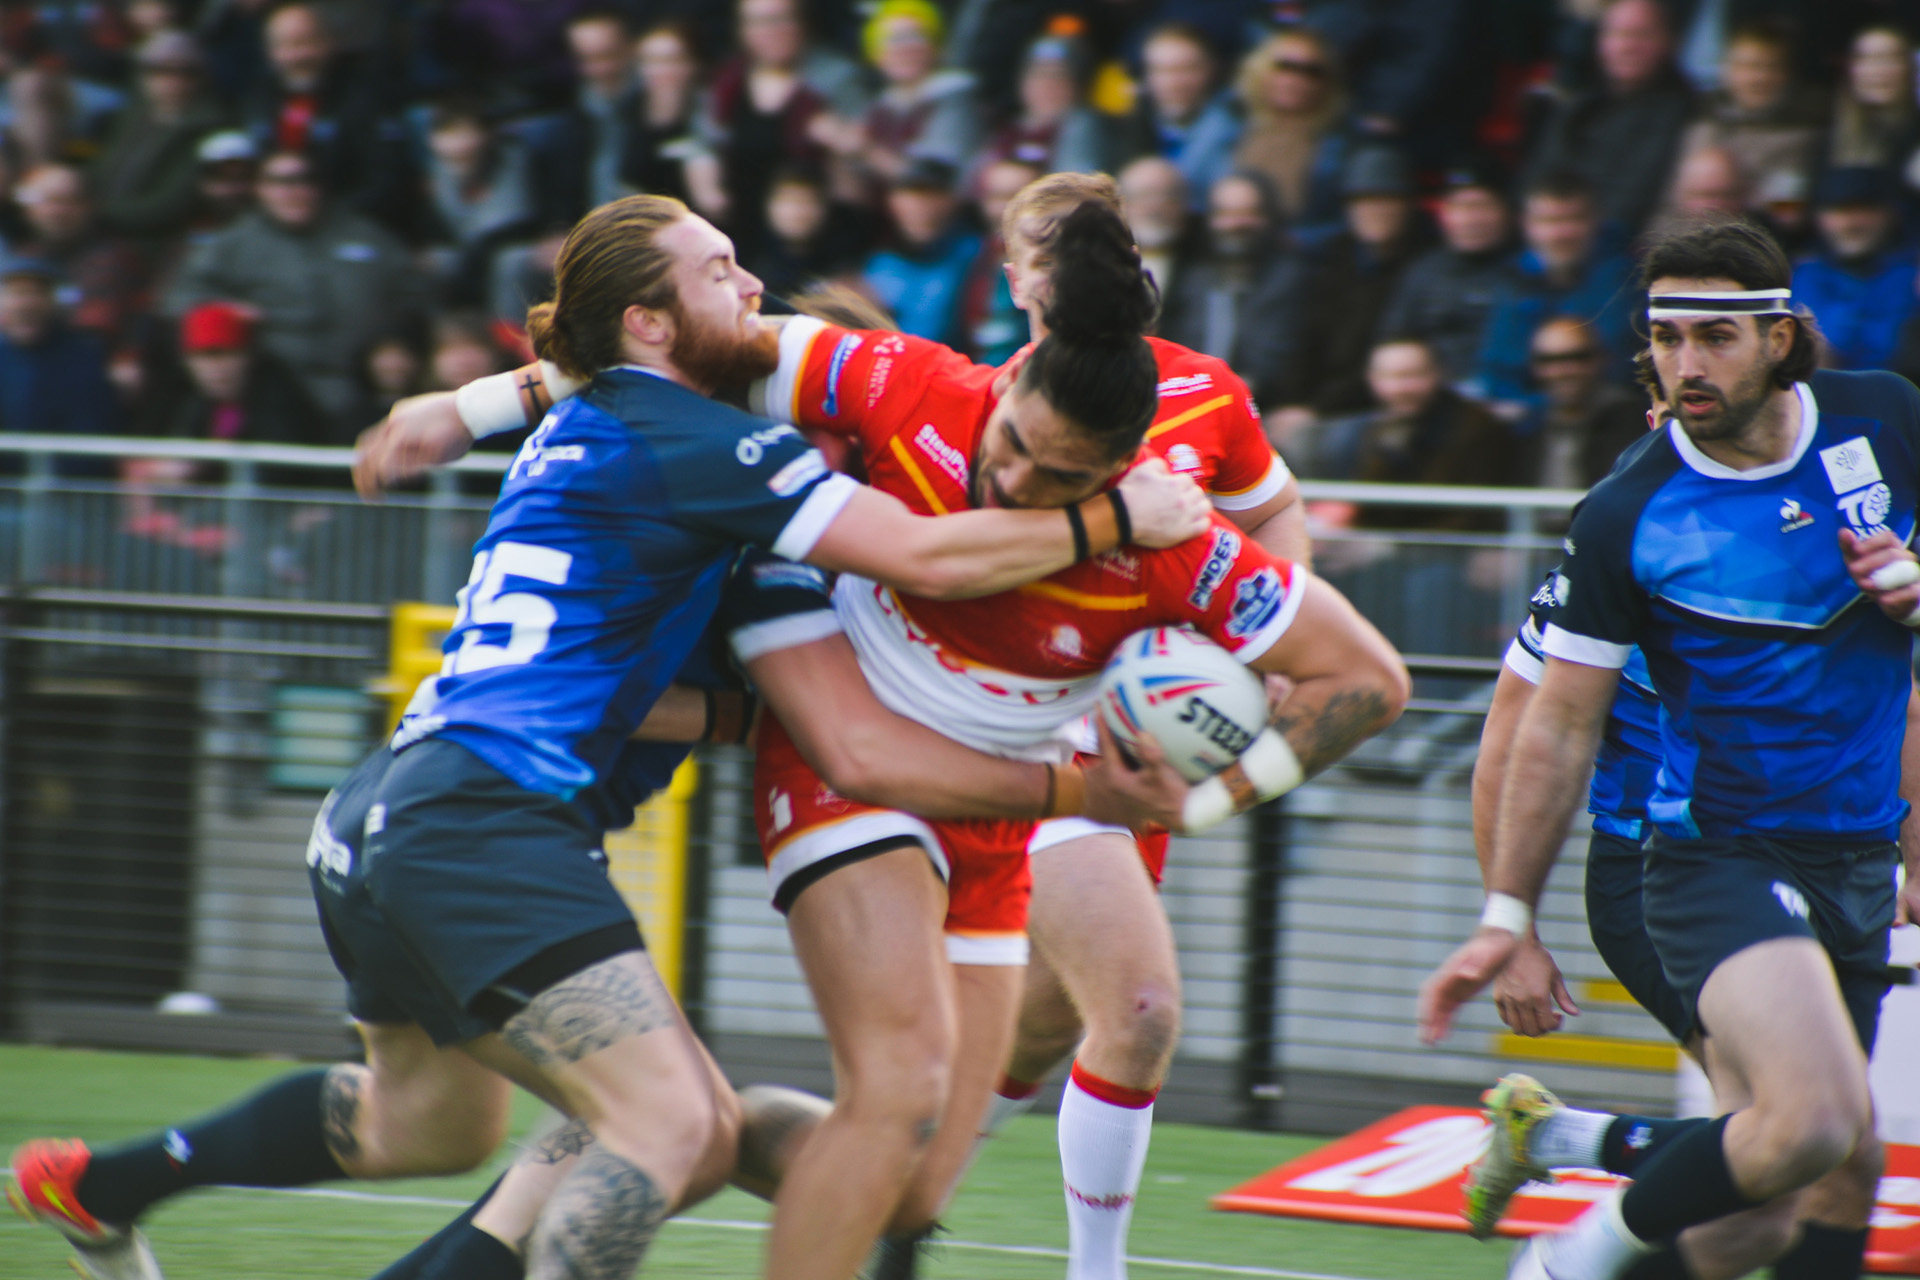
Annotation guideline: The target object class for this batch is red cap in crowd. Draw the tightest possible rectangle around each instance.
[181,302,255,353]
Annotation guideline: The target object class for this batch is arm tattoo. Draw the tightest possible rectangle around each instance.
[525,1145,669,1280]
[735,1085,829,1189]
[525,1119,596,1167]
[1275,687,1391,776]
[319,1064,368,1165]
[502,955,678,1069]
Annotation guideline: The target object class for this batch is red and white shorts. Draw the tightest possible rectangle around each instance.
[753,714,1034,965]
[1027,752,1171,885]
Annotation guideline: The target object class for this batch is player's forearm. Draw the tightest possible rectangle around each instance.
[628,687,755,745]
[1899,685,1920,878]
[1253,575,1410,776]
[1471,668,1534,886]
[1488,697,1605,907]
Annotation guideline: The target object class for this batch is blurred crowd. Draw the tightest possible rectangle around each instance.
[7,0,1920,503]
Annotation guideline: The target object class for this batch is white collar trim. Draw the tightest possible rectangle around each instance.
[1666,381,1818,481]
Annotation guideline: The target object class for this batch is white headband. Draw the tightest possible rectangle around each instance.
[1648,288,1792,321]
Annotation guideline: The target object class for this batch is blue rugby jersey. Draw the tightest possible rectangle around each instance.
[396,367,859,798]
[1545,370,1920,842]
[1507,570,1661,841]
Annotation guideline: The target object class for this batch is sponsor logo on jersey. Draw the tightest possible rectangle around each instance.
[769,788,793,833]
[1167,443,1203,475]
[767,449,828,497]
[822,333,862,416]
[1189,528,1242,609]
[735,423,800,466]
[1836,481,1893,537]
[1771,880,1810,920]
[1820,437,1883,496]
[1563,537,1576,555]
[913,423,970,486]
[1778,498,1815,532]
[1048,624,1084,659]
[304,791,353,878]
[1227,568,1284,639]
[1095,550,1141,581]
[1156,372,1215,398]
[752,560,829,592]
[866,334,908,407]
[1529,575,1561,611]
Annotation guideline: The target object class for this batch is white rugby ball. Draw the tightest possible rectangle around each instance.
[1097,626,1269,783]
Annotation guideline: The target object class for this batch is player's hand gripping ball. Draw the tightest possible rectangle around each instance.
[1097,626,1270,783]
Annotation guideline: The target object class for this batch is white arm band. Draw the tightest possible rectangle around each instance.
[1480,892,1532,936]
[1180,728,1304,833]
[454,362,583,439]
[1866,558,1920,626]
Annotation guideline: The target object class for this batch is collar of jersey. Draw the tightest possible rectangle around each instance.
[611,363,674,381]
[1664,380,1817,482]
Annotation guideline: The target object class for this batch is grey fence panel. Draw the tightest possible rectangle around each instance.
[0,440,1680,1131]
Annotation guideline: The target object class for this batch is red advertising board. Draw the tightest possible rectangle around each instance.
[1213,1106,1920,1273]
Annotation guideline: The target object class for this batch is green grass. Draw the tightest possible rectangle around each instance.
[0,1044,1512,1278]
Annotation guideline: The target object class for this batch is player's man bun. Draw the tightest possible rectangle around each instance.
[1019,202,1160,460]
[527,194,691,380]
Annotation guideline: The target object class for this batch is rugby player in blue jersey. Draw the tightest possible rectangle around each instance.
[9,195,1212,1280]
[1421,219,1920,1279]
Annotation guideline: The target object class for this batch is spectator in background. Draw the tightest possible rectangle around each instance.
[983,21,1107,176]
[0,255,118,435]
[489,220,567,335]
[1525,0,1694,240]
[1475,172,1635,406]
[1677,20,1821,220]
[700,0,856,261]
[548,9,637,218]
[14,163,151,350]
[1515,316,1646,490]
[1306,0,1479,167]
[620,24,717,214]
[1231,26,1350,251]
[4,64,117,171]
[91,31,225,245]
[1793,166,1916,372]
[1755,168,1815,258]
[961,155,1041,364]
[1258,145,1424,423]
[431,0,591,117]
[168,149,427,427]
[1824,26,1918,184]
[1115,24,1240,209]
[353,327,427,430]
[1377,162,1519,384]
[245,2,410,233]
[1663,145,1747,220]
[1303,336,1516,527]
[146,300,330,444]
[862,157,979,347]
[750,165,870,298]
[418,99,539,305]
[832,0,976,188]
[426,311,504,392]
[1118,155,1201,312]
[1159,169,1291,398]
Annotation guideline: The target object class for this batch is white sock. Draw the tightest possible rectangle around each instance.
[1535,1187,1654,1279]
[1530,1106,1615,1170]
[1058,1067,1156,1280]
[979,1080,1040,1137]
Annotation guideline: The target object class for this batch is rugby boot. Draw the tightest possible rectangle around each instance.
[9,1139,163,1280]
[1464,1073,1561,1239]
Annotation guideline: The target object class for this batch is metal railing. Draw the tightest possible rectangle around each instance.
[0,438,1676,1130]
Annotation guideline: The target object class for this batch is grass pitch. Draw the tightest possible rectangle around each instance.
[0,1044,1510,1278]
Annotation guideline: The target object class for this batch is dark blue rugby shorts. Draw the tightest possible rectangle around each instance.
[1582,830,1693,1045]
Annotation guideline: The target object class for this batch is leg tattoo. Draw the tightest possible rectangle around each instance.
[503,957,678,1070]
[525,1145,669,1280]
[319,1064,368,1165]
[527,1119,595,1166]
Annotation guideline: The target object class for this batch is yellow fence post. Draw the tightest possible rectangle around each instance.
[377,602,694,1001]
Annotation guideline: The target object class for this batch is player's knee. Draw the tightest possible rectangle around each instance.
[1107,978,1180,1074]
[838,1033,951,1141]
[1749,1098,1868,1192]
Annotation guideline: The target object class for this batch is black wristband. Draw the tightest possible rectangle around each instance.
[734,692,758,745]
[1107,490,1132,545]
[1065,502,1091,562]
[700,688,717,744]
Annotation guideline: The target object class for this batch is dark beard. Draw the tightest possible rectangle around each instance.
[1673,360,1775,443]
[670,308,781,394]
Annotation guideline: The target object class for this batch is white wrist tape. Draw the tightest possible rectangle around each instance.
[454,371,529,439]
[1868,559,1920,627]
[1180,728,1304,833]
[1480,893,1532,936]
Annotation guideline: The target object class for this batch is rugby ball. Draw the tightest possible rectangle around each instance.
[1097,626,1269,782]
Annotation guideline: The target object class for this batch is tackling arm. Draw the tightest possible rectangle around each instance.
[1225,474,1312,569]
[1246,573,1409,778]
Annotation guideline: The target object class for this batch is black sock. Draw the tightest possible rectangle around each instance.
[372,1173,507,1280]
[76,1067,347,1225]
[1619,1115,1761,1243]
[1771,1223,1869,1280]
[1621,1248,1697,1279]
[411,1224,522,1280]
[1602,1115,1711,1176]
